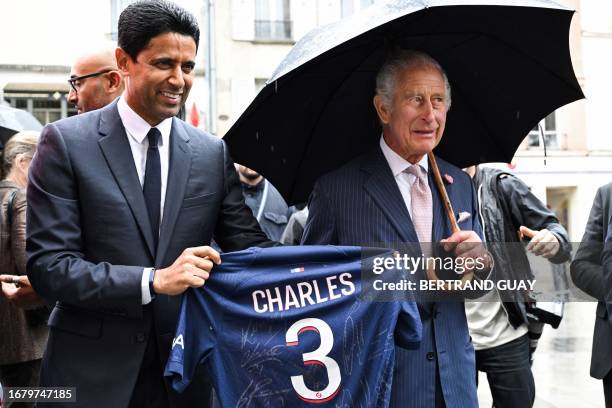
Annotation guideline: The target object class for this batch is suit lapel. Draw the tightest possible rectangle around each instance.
[98,103,156,258]
[156,119,191,265]
[362,148,419,244]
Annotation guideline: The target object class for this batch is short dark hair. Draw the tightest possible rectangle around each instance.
[118,0,200,61]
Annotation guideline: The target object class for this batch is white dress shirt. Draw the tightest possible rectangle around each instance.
[379,136,429,218]
[117,96,172,305]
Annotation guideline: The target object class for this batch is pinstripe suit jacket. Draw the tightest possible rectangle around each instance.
[302,146,480,408]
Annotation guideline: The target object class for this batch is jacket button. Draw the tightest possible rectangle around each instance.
[135,333,146,343]
[426,352,435,361]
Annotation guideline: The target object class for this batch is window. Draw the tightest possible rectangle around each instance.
[527,113,558,149]
[4,93,76,125]
[255,0,292,41]
[110,0,137,40]
[341,0,374,18]
[33,99,63,124]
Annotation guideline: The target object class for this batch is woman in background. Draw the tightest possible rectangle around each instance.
[0,131,48,406]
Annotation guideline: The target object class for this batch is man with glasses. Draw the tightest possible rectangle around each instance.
[3,51,126,320]
[68,49,124,114]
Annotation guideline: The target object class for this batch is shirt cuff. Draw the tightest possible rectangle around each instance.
[142,268,153,305]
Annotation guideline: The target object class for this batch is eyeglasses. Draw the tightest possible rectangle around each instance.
[67,69,113,93]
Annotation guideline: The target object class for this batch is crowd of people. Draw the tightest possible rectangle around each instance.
[0,1,611,408]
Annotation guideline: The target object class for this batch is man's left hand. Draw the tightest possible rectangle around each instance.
[0,275,45,309]
[519,226,560,259]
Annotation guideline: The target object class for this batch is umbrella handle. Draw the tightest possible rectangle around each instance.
[427,152,460,234]
[426,152,473,287]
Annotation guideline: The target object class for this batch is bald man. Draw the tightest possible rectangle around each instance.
[68,50,124,114]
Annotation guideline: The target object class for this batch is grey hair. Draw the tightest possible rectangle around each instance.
[1,131,39,178]
[375,49,452,110]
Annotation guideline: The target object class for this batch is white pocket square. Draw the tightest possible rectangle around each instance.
[456,212,471,223]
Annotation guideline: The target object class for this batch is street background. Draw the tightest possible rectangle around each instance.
[478,302,604,407]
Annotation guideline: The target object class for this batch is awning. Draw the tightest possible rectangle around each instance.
[3,82,70,93]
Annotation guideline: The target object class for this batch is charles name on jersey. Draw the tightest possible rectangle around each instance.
[252,272,355,313]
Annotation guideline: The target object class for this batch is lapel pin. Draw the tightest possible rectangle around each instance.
[443,173,454,185]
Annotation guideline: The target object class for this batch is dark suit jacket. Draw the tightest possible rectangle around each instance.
[26,101,272,407]
[570,182,612,379]
[302,147,480,408]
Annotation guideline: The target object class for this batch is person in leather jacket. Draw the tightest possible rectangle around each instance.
[465,165,571,408]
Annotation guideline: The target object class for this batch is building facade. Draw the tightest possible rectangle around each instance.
[508,0,612,241]
[213,0,373,135]
[0,0,208,126]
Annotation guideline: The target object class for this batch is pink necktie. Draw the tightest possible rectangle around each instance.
[406,165,433,248]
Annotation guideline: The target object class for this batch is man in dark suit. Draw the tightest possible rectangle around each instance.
[302,49,492,408]
[573,182,612,407]
[26,1,272,407]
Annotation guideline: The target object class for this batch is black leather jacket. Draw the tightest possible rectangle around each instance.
[473,167,571,328]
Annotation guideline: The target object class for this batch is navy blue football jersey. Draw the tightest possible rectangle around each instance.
[164,245,421,407]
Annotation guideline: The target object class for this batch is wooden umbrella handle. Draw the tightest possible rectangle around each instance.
[426,152,473,287]
[427,152,459,234]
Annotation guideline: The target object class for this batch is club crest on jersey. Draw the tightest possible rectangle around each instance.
[172,334,184,350]
[290,267,305,273]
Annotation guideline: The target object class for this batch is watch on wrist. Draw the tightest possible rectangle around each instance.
[149,268,157,300]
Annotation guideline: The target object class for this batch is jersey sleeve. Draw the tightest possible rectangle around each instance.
[164,288,217,393]
[394,301,422,350]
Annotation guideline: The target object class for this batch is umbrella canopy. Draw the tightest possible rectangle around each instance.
[224,0,584,205]
[0,106,43,149]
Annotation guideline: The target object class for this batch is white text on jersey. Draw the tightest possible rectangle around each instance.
[251,273,355,313]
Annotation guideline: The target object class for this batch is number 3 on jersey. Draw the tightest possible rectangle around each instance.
[286,318,341,403]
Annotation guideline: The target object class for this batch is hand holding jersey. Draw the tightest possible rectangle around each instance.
[153,246,221,295]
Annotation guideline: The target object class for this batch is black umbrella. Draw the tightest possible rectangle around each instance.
[0,106,43,149]
[224,0,584,206]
